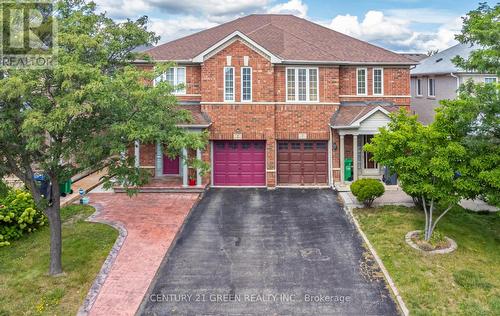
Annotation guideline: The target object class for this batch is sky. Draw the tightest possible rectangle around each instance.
[93,0,495,53]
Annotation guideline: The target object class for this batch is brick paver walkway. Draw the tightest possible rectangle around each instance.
[85,193,200,316]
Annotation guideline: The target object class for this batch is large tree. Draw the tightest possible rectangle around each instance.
[0,0,207,275]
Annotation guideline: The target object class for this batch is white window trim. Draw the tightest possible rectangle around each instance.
[285,67,320,103]
[172,67,186,95]
[484,77,497,83]
[356,67,368,96]
[372,68,384,96]
[241,66,252,102]
[223,66,235,102]
[428,77,436,97]
[153,67,186,95]
[416,78,423,96]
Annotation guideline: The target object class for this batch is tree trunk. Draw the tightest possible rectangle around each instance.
[46,179,63,276]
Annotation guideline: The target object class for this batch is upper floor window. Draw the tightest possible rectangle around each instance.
[485,77,497,84]
[224,67,235,102]
[428,78,435,97]
[241,67,252,102]
[154,67,186,94]
[416,78,422,96]
[286,67,318,102]
[356,68,367,95]
[373,68,383,95]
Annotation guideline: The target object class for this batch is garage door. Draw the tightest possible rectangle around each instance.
[277,141,328,185]
[213,141,266,186]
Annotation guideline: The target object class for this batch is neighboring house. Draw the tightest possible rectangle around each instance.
[133,14,416,188]
[400,53,427,63]
[410,43,498,124]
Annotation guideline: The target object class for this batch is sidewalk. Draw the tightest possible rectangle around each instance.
[339,186,498,212]
[60,168,108,207]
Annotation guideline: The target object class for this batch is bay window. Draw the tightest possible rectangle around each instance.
[286,67,319,102]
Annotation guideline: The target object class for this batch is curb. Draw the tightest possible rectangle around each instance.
[338,194,410,316]
[77,204,128,316]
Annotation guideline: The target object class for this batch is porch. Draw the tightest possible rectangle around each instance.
[331,103,401,185]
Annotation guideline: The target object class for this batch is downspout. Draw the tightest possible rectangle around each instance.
[450,72,460,92]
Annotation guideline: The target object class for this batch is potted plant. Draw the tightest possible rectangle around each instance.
[188,174,196,186]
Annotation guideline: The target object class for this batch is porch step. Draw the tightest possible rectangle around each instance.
[113,187,206,193]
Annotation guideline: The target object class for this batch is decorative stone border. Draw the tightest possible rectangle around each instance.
[77,203,128,316]
[405,230,457,254]
[340,203,410,316]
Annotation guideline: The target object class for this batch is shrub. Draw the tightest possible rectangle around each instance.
[350,178,385,207]
[0,189,47,246]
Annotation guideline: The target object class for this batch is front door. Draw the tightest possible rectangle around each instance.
[163,155,180,175]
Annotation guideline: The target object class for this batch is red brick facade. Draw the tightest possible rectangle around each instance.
[137,39,411,187]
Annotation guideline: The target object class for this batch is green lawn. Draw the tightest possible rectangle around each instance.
[0,205,118,316]
[354,205,500,316]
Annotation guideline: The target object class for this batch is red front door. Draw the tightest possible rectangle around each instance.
[163,155,180,175]
[213,141,266,186]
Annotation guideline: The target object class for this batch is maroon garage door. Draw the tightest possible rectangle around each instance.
[277,141,328,185]
[213,141,266,186]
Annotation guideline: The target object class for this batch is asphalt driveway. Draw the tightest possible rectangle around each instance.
[139,188,399,315]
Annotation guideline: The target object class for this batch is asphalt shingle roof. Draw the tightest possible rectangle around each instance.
[411,43,478,75]
[145,14,415,64]
[330,104,400,127]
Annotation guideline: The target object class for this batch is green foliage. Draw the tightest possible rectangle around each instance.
[453,3,500,76]
[427,230,446,246]
[350,178,385,207]
[0,181,9,198]
[436,82,500,207]
[0,189,47,246]
[364,111,472,207]
[0,0,208,272]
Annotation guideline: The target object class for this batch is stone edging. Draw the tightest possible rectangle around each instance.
[77,203,128,316]
[339,200,410,316]
[405,230,457,254]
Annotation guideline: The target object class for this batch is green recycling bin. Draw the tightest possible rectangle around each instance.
[59,179,73,197]
[344,158,353,181]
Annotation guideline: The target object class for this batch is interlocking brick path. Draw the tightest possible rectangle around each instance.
[86,193,199,316]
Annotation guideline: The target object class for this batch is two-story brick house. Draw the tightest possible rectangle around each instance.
[132,14,415,188]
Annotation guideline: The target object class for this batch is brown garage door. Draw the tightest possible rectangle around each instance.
[277,141,328,185]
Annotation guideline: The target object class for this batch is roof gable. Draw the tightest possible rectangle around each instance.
[192,31,282,63]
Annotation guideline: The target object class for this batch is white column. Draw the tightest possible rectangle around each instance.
[196,148,202,186]
[134,140,140,168]
[340,134,345,184]
[353,135,358,181]
[182,147,188,187]
[155,141,163,177]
